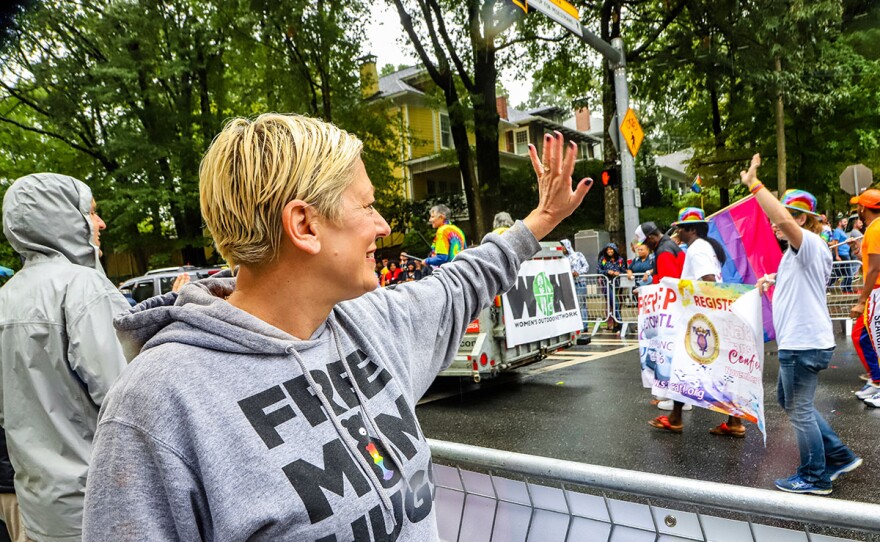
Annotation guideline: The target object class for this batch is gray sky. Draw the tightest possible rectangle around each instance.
[365,4,532,106]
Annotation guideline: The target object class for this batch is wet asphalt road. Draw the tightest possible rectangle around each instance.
[416,325,880,505]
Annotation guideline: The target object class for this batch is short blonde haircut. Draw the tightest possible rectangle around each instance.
[200,113,363,267]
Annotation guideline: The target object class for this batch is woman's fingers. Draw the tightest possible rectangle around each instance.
[528,144,543,177]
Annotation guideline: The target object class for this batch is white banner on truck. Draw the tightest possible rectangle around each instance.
[502,258,583,348]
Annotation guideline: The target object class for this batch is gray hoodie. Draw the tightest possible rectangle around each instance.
[83,221,540,541]
[0,173,129,542]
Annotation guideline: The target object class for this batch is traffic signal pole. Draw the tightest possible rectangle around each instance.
[513,1,640,257]
[610,38,639,258]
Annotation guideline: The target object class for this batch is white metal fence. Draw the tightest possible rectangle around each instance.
[574,260,863,338]
[431,439,876,541]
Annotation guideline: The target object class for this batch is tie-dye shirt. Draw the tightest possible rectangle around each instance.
[427,224,467,266]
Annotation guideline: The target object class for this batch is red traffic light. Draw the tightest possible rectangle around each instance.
[601,170,611,186]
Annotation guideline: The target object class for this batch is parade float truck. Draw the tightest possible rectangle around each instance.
[439,242,587,382]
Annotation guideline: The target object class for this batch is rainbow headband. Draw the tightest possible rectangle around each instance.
[780,189,819,217]
[672,207,707,226]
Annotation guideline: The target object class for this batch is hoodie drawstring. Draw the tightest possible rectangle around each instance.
[284,321,398,525]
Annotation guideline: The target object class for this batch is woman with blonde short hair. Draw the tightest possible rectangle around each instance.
[83,115,593,540]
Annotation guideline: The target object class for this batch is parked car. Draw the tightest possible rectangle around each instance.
[119,266,225,305]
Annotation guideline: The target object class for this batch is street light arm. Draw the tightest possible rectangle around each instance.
[577,25,622,65]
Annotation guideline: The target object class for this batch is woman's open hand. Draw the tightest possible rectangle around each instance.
[523,132,593,240]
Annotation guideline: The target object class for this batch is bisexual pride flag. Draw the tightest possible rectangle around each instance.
[707,195,782,340]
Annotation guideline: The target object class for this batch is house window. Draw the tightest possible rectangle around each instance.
[427,179,457,197]
[579,142,591,159]
[440,113,452,149]
[514,129,529,155]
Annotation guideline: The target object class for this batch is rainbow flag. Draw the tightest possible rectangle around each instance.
[707,195,783,340]
[691,174,702,194]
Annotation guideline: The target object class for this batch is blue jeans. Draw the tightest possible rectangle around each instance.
[777,348,856,486]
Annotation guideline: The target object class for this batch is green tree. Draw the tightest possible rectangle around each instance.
[0,0,401,274]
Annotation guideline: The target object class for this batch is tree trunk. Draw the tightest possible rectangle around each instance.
[774,56,787,195]
[708,74,729,208]
[470,36,498,239]
[446,98,486,243]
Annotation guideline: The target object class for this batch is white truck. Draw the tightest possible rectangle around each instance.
[439,242,587,382]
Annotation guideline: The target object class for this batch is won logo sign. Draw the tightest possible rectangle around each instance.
[506,271,577,320]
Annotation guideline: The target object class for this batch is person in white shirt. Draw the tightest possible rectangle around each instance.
[743,155,861,495]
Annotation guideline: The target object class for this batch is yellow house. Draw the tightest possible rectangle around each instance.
[362,60,602,244]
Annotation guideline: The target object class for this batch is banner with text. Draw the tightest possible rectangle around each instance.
[638,278,766,440]
[502,258,583,348]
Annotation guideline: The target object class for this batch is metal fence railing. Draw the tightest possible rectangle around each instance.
[430,438,877,542]
[573,275,609,336]
[828,260,862,336]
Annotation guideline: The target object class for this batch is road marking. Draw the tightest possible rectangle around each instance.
[418,343,638,405]
[547,350,595,357]
[528,345,639,376]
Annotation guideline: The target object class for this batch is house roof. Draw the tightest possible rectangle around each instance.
[506,106,602,144]
[655,148,694,175]
[376,66,601,143]
[378,66,424,98]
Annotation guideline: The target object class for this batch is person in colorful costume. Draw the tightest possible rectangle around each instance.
[849,189,880,406]
[424,204,466,268]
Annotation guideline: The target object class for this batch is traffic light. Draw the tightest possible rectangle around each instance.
[601,167,619,188]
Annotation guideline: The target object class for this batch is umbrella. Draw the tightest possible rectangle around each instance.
[0,266,13,278]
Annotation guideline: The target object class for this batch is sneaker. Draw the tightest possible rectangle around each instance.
[827,457,863,482]
[657,399,692,411]
[865,393,880,408]
[855,382,880,399]
[774,474,832,495]
[860,372,872,382]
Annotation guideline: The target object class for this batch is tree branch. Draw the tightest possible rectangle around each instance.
[628,0,687,62]
[391,0,447,89]
[0,114,110,166]
[426,0,475,92]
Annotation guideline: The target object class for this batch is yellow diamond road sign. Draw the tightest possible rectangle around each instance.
[620,108,644,158]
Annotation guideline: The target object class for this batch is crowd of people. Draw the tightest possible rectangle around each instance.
[0,111,874,540]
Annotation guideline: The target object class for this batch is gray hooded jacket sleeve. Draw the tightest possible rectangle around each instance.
[82,222,540,541]
[0,173,129,542]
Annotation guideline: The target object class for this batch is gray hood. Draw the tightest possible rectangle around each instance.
[113,277,296,362]
[2,173,101,270]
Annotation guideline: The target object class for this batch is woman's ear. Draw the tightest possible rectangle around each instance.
[281,200,321,255]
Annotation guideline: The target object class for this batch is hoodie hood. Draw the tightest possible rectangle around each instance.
[113,277,304,362]
[602,242,620,257]
[560,239,574,254]
[3,173,102,269]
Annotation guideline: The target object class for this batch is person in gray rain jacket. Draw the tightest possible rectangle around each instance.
[0,173,129,542]
[82,115,593,541]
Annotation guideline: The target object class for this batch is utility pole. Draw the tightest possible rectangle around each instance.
[514,0,640,256]
[611,38,639,257]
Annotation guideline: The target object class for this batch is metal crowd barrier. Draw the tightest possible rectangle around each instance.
[430,439,876,541]
[574,274,641,338]
[573,275,610,336]
[828,260,862,336]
